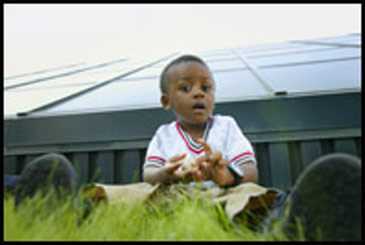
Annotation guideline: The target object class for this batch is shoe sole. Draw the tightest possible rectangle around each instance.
[284,153,361,241]
[14,153,77,206]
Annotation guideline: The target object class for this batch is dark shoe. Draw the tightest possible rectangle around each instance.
[283,153,361,241]
[258,189,291,232]
[4,175,20,194]
[14,153,77,207]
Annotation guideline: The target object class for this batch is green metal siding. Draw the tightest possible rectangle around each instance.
[4,92,361,189]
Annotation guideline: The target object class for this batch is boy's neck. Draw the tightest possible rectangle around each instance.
[178,121,206,140]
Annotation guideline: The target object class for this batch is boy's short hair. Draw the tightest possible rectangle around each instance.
[159,54,211,94]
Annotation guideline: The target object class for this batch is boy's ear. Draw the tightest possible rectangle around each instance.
[160,94,171,110]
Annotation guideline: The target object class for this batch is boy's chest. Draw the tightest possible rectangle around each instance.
[163,129,227,160]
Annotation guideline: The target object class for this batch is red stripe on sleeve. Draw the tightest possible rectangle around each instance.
[147,156,166,163]
[230,152,254,163]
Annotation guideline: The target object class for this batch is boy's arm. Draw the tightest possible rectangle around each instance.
[144,154,198,185]
[209,158,258,186]
[143,165,175,185]
[223,116,258,185]
[240,160,259,184]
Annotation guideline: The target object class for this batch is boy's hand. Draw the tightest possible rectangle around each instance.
[195,139,234,186]
[208,152,232,186]
[162,153,186,183]
[164,153,204,183]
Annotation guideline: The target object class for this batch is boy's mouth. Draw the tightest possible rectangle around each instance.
[192,102,206,113]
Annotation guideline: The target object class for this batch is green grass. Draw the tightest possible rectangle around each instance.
[4,188,297,241]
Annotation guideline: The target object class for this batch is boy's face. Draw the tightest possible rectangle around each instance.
[161,61,215,127]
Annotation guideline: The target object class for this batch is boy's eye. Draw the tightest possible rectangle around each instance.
[201,84,212,92]
[179,84,191,92]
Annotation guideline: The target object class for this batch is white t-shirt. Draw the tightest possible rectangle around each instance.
[143,114,256,179]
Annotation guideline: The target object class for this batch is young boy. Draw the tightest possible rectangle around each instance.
[143,55,258,187]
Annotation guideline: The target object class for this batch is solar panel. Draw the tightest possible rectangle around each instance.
[4,63,87,88]
[43,77,162,114]
[260,58,361,93]
[4,34,361,118]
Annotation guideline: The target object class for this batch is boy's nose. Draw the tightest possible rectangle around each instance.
[192,87,205,98]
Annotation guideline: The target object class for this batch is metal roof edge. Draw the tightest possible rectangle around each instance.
[15,53,179,117]
[5,88,360,120]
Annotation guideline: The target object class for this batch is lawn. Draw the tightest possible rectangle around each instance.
[4,186,298,241]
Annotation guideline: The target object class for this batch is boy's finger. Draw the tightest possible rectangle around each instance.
[210,151,223,164]
[200,161,210,170]
[217,158,227,168]
[169,153,187,163]
[193,158,210,179]
[190,169,203,182]
[166,162,182,174]
[173,171,184,179]
[182,169,201,182]
[180,170,193,182]
[195,156,208,168]
[196,138,212,157]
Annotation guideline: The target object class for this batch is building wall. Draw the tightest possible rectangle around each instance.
[4,91,361,189]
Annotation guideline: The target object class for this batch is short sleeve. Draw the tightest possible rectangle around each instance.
[224,117,257,174]
[143,127,167,169]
